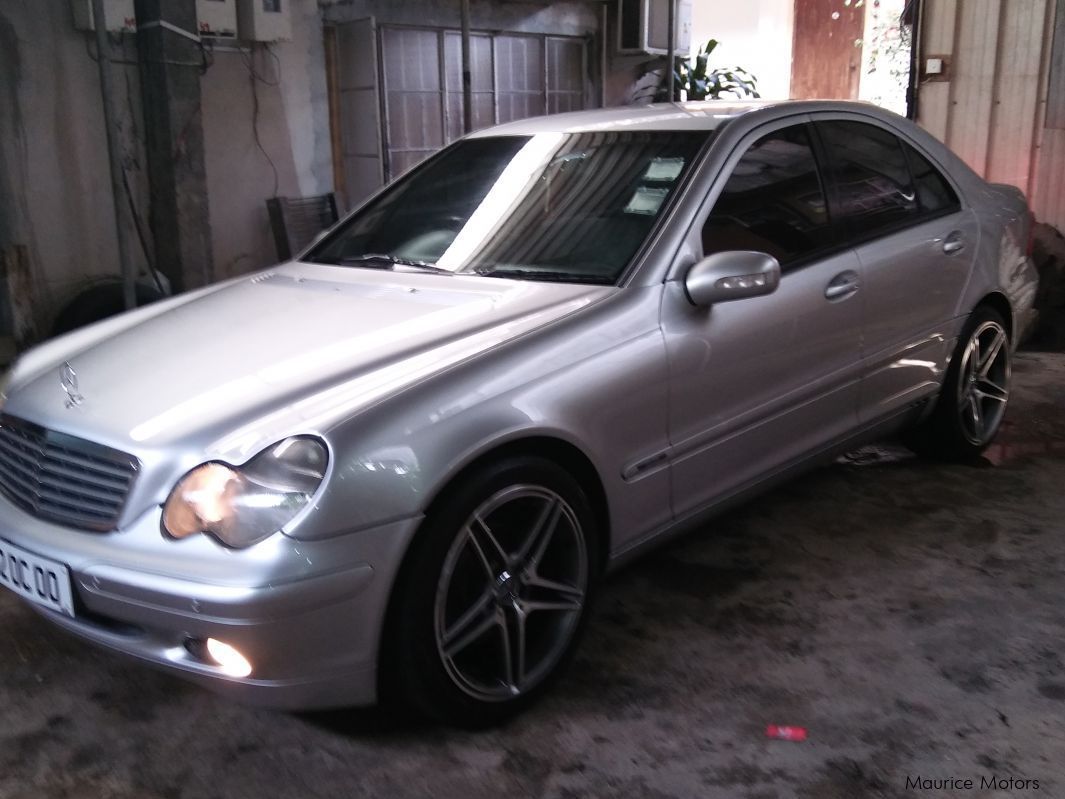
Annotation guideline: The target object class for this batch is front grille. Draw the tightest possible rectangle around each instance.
[0,416,138,531]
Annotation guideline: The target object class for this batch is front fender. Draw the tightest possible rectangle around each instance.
[286,286,674,555]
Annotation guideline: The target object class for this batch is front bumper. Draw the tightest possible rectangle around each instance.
[0,498,421,710]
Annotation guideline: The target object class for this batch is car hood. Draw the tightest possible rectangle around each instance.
[5,263,612,456]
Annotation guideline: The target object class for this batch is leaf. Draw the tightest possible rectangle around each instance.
[694,52,708,81]
[635,37,759,104]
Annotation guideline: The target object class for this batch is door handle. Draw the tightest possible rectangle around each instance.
[940,230,965,254]
[825,270,860,300]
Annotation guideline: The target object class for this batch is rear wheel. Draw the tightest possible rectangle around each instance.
[907,306,1011,459]
[390,456,596,727]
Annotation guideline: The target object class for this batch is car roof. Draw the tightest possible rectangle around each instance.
[466,99,894,137]
[468,99,983,197]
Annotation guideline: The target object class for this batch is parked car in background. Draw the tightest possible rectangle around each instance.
[0,100,1037,726]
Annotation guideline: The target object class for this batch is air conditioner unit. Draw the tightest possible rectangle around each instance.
[617,0,692,55]
[236,0,291,42]
[70,0,136,33]
[198,0,238,38]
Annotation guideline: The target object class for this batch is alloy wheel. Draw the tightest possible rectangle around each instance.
[434,485,588,702]
[956,319,1010,445]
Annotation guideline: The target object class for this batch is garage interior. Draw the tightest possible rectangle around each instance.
[1,0,1065,796]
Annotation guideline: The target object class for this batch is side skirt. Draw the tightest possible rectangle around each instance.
[605,401,929,573]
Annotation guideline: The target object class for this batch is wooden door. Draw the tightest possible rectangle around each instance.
[791,0,866,99]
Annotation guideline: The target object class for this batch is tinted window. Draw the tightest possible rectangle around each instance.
[702,125,833,266]
[903,143,959,214]
[818,120,918,237]
[308,132,708,284]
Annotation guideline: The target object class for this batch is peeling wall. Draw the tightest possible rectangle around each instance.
[0,0,149,327]
[0,0,333,328]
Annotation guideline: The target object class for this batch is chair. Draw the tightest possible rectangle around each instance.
[266,194,340,261]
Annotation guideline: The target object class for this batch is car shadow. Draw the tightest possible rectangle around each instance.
[297,703,431,736]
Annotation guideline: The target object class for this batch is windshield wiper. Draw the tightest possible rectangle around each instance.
[335,253,451,274]
[473,266,612,285]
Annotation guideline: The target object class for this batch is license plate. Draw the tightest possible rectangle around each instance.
[0,539,75,617]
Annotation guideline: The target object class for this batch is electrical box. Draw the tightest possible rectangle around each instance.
[618,0,692,55]
[198,0,238,38]
[70,0,136,33]
[236,0,291,42]
[922,54,951,82]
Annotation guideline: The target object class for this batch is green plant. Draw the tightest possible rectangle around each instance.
[635,39,760,103]
[675,39,760,100]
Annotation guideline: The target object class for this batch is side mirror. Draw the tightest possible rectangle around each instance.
[683,251,781,307]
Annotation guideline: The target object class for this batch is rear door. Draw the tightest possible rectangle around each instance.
[813,116,977,424]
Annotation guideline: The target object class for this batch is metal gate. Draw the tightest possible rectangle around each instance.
[334,21,587,208]
[380,26,587,181]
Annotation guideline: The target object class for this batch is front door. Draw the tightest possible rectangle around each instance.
[662,122,864,519]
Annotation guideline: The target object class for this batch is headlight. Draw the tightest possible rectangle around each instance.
[162,436,328,548]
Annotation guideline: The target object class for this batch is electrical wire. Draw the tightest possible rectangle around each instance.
[244,43,281,198]
[120,165,166,294]
[198,36,214,74]
[239,41,280,87]
[120,68,163,290]
[80,30,165,296]
[84,30,138,65]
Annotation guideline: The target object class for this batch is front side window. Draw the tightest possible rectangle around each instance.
[308,131,709,284]
[701,124,834,267]
[818,120,919,238]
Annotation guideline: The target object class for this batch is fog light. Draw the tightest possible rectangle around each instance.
[206,638,253,678]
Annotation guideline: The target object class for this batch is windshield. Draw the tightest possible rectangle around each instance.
[306,131,710,284]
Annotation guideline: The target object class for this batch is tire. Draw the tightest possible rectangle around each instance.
[388,455,598,727]
[906,306,1011,459]
[51,281,166,336]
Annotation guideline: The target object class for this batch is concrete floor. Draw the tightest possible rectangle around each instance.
[2,352,1064,799]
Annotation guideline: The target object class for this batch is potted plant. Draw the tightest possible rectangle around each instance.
[633,39,760,103]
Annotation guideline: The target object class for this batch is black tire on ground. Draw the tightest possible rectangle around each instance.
[387,455,598,727]
[51,281,166,337]
[906,305,1012,460]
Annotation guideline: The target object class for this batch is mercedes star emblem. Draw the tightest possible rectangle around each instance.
[60,362,84,408]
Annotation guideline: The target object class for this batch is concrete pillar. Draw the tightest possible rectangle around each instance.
[135,0,213,292]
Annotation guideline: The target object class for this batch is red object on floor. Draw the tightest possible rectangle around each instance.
[766,725,808,741]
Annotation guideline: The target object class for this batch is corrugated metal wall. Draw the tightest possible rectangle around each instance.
[917,0,1063,230]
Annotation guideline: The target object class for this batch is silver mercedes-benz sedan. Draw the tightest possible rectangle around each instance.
[0,100,1037,725]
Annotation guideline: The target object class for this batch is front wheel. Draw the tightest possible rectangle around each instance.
[907,306,1011,459]
[389,456,597,726]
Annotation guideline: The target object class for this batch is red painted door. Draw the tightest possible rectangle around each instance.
[791,0,866,99]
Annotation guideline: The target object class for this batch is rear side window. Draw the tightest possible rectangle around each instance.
[818,120,919,238]
[701,124,834,266]
[903,143,960,214]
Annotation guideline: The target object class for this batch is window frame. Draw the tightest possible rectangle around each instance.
[809,115,967,251]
